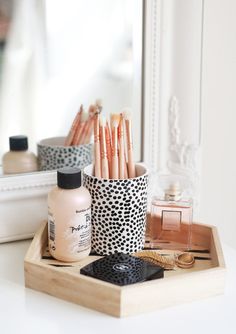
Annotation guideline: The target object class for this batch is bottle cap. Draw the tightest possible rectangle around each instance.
[57,167,82,189]
[164,181,182,201]
[9,135,28,151]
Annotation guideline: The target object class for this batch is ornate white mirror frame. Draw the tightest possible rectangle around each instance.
[143,0,203,213]
[0,0,203,242]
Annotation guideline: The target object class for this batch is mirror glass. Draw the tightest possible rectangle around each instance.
[0,0,143,176]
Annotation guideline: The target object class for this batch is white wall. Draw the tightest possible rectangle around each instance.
[200,0,236,248]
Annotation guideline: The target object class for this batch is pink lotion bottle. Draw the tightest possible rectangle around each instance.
[48,167,91,262]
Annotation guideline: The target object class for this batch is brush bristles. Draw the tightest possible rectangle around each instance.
[111,113,120,128]
[95,98,103,107]
[94,106,102,115]
[80,111,89,122]
[88,104,96,116]
[122,108,132,120]
[100,116,107,128]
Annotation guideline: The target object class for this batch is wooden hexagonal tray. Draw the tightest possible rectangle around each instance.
[24,219,226,317]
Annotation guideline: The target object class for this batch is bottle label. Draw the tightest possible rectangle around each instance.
[65,206,91,254]
[48,211,56,252]
[162,210,181,231]
[48,207,91,255]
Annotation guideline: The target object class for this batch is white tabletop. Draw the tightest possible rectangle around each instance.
[0,240,236,334]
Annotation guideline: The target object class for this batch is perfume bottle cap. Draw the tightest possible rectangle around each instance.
[9,135,28,151]
[165,182,182,201]
[57,167,82,189]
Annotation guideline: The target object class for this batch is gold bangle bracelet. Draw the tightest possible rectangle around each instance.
[175,252,195,269]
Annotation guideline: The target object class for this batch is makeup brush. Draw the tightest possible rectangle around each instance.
[124,154,128,178]
[64,105,83,146]
[105,121,112,177]
[122,118,128,179]
[124,110,135,178]
[81,105,96,144]
[118,113,126,179]
[84,115,95,145]
[110,113,120,179]
[100,116,109,179]
[95,99,103,114]
[72,111,89,145]
[99,117,103,163]
[94,110,101,178]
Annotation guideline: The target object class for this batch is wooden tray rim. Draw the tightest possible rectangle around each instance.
[24,220,226,291]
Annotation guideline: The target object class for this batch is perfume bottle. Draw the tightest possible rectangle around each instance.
[150,180,193,251]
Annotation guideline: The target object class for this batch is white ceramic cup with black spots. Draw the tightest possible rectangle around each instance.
[83,163,149,255]
[37,137,93,171]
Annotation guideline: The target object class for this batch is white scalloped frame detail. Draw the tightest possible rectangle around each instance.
[142,0,161,171]
[0,171,56,243]
[168,96,199,174]
[167,96,201,219]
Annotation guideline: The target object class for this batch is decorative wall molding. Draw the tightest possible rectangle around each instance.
[142,0,161,171]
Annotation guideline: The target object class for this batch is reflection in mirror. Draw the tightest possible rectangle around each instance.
[0,0,143,176]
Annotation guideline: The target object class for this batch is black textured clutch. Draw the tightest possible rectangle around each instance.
[80,253,164,286]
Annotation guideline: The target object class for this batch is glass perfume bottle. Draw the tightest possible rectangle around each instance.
[150,180,193,251]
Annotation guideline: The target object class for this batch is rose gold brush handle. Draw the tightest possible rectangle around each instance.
[101,120,109,179]
[64,106,82,146]
[118,116,125,179]
[84,117,94,144]
[123,120,128,178]
[94,114,101,178]
[84,104,96,144]
[125,118,136,178]
[80,114,95,144]
[124,160,128,178]
[101,154,109,179]
[111,126,119,179]
[72,121,86,145]
[78,120,89,145]
[83,105,96,144]
[105,123,112,177]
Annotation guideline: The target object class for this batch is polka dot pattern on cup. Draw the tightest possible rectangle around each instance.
[83,163,148,255]
[37,137,93,171]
